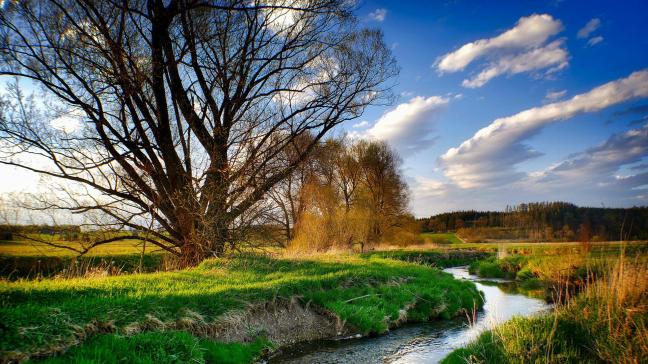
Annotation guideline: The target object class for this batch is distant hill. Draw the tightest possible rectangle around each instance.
[419,202,648,241]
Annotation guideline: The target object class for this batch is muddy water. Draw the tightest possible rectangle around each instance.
[269,266,551,364]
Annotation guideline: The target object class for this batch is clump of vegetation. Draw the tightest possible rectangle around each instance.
[468,255,528,279]
[1,254,483,362]
[443,252,648,363]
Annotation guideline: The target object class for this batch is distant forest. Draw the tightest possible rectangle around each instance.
[420,202,648,241]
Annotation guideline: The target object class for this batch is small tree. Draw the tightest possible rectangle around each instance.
[288,139,411,251]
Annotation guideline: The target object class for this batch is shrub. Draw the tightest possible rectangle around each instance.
[515,267,536,281]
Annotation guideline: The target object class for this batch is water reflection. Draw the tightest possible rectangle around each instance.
[270,266,551,364]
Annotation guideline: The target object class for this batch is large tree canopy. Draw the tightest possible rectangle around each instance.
[0,0,397,263]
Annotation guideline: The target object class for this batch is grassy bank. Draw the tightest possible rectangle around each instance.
[1,253,483,363]
[443,253,648,363]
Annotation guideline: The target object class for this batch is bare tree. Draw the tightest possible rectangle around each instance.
[0,0,397,264]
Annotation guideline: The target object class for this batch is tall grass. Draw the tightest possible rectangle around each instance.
[443,248,648,363]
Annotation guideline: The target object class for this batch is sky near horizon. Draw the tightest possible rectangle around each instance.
[346,0,648,216]
[1,0,647,219]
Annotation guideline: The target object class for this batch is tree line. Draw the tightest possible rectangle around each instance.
[421,202,648,241]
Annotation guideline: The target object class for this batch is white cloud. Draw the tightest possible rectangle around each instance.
[577,18,601,39]
[461,40,568,88]
[544,89,567,102]
[587,36,604,47]
[352,120,369,128]
[366,96,449,155]
[436,14,563,73]
[440,69,648,188]
[435,14,568,88]
[368,8,387,22]
[412,176,448,198]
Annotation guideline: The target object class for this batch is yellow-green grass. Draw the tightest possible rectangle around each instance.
[443,253,648,363]
[466,242,648,282]
[0,238,153,257]
[0,236,168,279]
[1,253,483,363]
[420,232,464,244]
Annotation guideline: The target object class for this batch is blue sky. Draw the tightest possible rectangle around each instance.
[345,0,648,216]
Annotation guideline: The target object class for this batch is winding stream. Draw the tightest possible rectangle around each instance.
[270,266,551,363]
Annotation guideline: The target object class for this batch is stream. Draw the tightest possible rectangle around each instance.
[269,266,551,363]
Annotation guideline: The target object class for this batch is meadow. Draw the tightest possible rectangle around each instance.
[2,233,647,363]
[0,237,165,280]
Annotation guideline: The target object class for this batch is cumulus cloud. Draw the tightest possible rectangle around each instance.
[439,69,648,188]
[368,8,387,22]
[587,36,604,47]
[435,14,568,87]
[366,96,449,155]
[461,40,568,88]
[577,18,601,39]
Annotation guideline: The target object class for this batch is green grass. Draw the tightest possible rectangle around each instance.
[420,232,463,244]
[0,238,151,257]
[363,249,492,268]
[1,253,483,362]
[441,315,588,364]
[468,255,528,280]
[32,332,270,364]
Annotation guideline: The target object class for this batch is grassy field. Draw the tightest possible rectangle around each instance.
[0,239,150,257]
[0,253,484,363]
[0,238,167,279]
